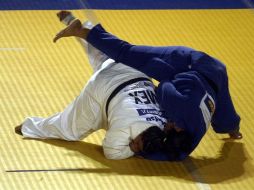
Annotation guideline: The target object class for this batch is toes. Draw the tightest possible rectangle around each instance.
[53,29,67,43]
[53,36,59,43]
[53,34,62,43]
[15,124,23,135]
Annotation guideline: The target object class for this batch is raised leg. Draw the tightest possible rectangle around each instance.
[55,11,109,72]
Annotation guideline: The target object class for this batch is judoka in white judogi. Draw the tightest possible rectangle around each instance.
[20,21,167,160]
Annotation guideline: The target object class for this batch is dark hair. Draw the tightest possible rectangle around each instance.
[163,129,192,160]
[141,126,165,154]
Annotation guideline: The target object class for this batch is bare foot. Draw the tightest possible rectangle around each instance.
[53,19,87,43]
[15,124,23,136]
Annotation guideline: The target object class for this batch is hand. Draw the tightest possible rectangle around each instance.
[164,122,184,134]
[173,71,206,99]
[15,124,23,136]
[229,130,242,139]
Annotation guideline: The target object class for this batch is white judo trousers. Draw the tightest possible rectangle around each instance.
[21,22,167,159]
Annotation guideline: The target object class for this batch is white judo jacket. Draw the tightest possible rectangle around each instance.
[21,35,167,160]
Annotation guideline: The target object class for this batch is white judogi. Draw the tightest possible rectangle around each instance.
[21,22,167,160]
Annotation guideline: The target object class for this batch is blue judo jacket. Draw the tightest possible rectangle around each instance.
[87,24,240,161]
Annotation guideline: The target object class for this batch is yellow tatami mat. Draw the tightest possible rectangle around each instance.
[1,9,254,190]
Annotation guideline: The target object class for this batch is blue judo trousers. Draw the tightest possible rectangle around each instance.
[87,24,241,161]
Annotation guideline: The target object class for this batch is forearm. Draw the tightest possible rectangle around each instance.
[103,143,134,160]
[102,129,135,160]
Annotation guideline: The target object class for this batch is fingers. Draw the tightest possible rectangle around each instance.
[174,72,201,84]
[172,78,195,89]
[229,131,243,139]
[174,71,205,91]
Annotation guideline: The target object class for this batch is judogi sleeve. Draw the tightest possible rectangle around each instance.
[86,24,176,81]
[155,72,208,159]
[156,80,188,130]
[102,128,134,160]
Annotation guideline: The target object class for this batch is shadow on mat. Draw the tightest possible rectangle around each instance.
[183,140,248,183]
[32,139,248,183]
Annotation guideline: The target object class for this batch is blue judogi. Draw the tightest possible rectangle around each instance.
[87,24,241,161]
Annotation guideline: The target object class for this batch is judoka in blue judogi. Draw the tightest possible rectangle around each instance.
[53,20,242,161]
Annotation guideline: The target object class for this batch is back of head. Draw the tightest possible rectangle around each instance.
[163,129,192,160]
[141,126,165,154]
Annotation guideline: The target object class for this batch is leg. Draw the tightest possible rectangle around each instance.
[211,64,241,137]
[55,11,108,72]
[19,85,102,141]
